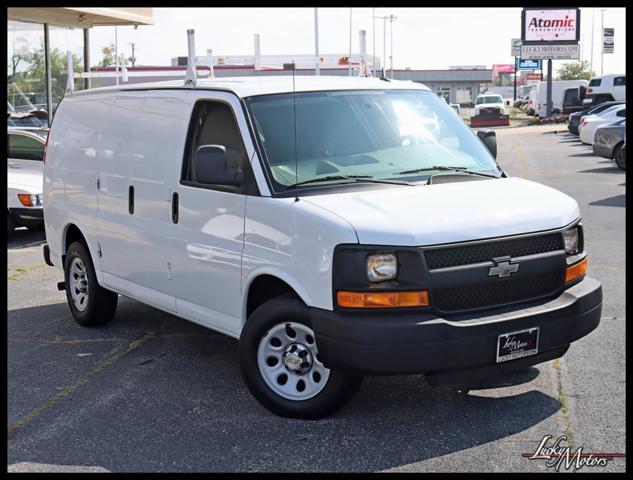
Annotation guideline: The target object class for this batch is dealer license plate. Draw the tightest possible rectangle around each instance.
[496,327,539,363]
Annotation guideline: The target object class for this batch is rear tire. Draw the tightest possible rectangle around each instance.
[239,295,363,419]
[64,241,118,327]
[613,143,625,170]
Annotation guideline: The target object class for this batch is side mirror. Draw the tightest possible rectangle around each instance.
[193,145,243,187]
[477,129,497,159]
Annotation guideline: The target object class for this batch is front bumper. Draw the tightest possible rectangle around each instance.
[311,277,602,384]
[8,207,44,228]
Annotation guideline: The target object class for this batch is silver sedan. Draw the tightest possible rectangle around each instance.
[593,119,626,170]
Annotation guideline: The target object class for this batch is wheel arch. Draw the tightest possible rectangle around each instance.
[612,140,624,159]
[243,271,312,326]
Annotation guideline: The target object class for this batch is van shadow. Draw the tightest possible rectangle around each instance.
[7,228,46,250]
[8,300,561,472]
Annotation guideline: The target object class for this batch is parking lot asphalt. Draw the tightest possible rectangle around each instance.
[7,124,626,472]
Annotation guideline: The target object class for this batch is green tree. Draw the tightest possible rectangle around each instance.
[8,39,83,110]
[97,42,128,68]
[556,60,595,80]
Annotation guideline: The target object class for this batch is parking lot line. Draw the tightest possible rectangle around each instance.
[8,319,171,436]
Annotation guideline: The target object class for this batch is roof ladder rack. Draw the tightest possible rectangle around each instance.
[184,29,197,88]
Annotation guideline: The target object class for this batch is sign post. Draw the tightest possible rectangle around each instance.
[513,56,518,102]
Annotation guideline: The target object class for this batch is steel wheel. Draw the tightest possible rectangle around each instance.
[69,257,89,312]
[257,321,330,401]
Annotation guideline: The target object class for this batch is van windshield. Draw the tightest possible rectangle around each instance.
[245,89,500,192]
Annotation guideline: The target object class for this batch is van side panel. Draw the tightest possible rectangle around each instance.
[97,92,145,279]
[98,91,193,312]
[43,93,113,269]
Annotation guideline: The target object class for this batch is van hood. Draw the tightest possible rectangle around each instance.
[303,177,579,246]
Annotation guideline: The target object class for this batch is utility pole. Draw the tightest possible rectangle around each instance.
[314,8,320,76]
[129,42,137,67]
[388,15,397,79]
[348,8,352,76]
[372,8,376,76]
[115,26,119,87]
[600,8,606,75]
[589,8,595,75]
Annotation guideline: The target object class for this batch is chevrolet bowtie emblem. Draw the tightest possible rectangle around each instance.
[489,257,520,278]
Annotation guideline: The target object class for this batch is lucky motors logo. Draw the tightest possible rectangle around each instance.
[524,9,578,42]
[523,435,625,471]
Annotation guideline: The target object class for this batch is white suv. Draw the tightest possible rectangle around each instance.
[42,76,602,418]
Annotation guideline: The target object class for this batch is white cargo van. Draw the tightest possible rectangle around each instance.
[43,76,602,418]
[533,80,589,117]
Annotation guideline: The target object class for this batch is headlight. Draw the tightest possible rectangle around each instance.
[563,228,579,254]
[17,193,43,207]
[366,254,398,282]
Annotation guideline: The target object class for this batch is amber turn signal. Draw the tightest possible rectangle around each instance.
[17,194,33,207]
[337,290,430,308]
[565,257,588,283]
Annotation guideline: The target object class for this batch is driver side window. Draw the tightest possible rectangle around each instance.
[182,100,250,191]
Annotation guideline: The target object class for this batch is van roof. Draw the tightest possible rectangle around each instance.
[71,75,431,98]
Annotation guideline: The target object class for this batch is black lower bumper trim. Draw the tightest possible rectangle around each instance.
[8,207,44,228]
[310,277,601,382]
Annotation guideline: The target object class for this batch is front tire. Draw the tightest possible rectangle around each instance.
[64,241,118,327]
[613,143,625,170]
[239,295,362,419]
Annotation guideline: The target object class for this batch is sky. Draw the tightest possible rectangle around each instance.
[87,7,626,75]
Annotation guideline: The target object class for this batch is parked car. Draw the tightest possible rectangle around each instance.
[579,105,626,145]
[474,93,506,116]
[42,76,602,419]
[449,103,461,116]
[593,119,626,170]
[7,111,47,128]
[568,101,625,135]
[582,73,626,106]
[7,128,47,235]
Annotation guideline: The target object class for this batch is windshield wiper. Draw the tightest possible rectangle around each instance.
[397,165,499,178]
[286,175,411,189]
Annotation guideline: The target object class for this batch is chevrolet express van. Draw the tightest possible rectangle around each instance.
[43,76,602,418]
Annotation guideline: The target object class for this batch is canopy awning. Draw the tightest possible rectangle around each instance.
[8,7,154,28]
